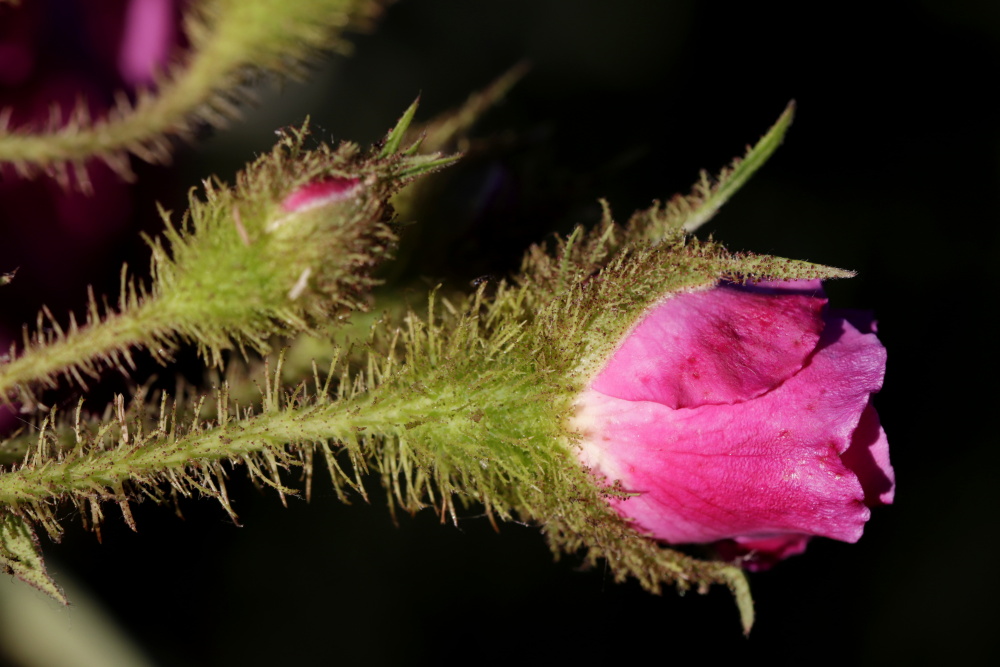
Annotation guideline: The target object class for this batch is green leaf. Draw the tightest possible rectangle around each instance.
[0,514,67,605]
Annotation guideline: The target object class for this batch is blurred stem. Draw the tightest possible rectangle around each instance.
[0,0,383,174]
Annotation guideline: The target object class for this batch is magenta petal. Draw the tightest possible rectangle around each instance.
[574,316,887,546]
[716,535,813,571]
[591,283,827,408]
[831,308,878,335]
[841,401,895,505]
[281,178,362,213]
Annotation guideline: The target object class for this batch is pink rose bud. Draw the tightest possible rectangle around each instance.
[280,177,362,213]
[571,280,894,570]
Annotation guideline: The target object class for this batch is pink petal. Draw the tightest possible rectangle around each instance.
[831,308,878,335]
[716,534,813,571]
[841,400,894,505]
[573,316,887,545]
[281,178,362,213]
[591,282,827,409]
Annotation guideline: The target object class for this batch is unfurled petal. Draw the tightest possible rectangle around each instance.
[591,283,827,409]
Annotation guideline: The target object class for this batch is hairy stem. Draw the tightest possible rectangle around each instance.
[0,300,168,396]
[0,0,384,175]
[0,374,464,507]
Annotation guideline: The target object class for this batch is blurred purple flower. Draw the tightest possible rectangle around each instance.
[0,0,179,333]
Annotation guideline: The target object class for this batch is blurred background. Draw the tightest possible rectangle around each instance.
[1,0,997,664]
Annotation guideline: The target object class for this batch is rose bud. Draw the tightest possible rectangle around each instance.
[570,280,894,570]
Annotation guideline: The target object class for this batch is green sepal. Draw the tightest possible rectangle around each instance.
[0,513,66,605]
[719,252,855,282]
[720,566,755,635]
[410,62,530,154]
[390,64,528,221]
[379,98,421,159]
[634,101,795,242]
[392,154,462,180]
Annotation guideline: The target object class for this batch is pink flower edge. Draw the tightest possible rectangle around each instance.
[281,177,362,213]
[572,280,894,569]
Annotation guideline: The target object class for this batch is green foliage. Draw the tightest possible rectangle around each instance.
[0,0,389,188]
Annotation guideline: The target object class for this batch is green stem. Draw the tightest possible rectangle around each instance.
[0,300,172,396]
[0,379,454,507]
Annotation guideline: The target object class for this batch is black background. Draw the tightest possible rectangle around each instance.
[2,0,998,664]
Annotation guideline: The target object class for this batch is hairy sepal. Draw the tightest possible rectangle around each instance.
[630,101,795,242]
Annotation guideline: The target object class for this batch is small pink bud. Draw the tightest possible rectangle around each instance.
[572,281,894,569]
[280,177,362,213]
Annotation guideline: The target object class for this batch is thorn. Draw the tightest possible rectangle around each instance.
[485,503,500,533]
[303,448,314,503]
[118,496,137,531]
[213,466,242,526]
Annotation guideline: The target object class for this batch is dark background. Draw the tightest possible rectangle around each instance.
[2,0,998,664]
